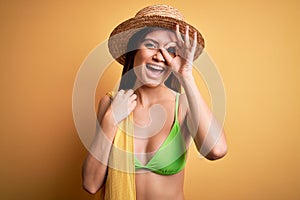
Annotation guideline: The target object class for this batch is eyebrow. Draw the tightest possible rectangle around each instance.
[141,38,159,45]
[141,38,177,47]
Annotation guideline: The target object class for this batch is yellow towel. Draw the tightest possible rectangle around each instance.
[96,91,136,200]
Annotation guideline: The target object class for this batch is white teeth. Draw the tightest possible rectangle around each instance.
[147,64,164,71]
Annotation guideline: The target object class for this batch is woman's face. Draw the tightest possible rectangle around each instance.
[133,29,177,88]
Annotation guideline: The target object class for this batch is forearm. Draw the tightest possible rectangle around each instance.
[180,75,227,160]
[82,106,117,193]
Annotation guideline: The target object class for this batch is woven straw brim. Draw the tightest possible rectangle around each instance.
[108,15,205,65]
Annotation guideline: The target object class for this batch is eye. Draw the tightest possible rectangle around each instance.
[144,42,157,49]
[167,47,176,55]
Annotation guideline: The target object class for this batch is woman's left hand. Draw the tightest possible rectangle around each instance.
[161,24,197,80]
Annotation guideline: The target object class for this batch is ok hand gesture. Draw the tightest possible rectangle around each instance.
[161,24,197,81]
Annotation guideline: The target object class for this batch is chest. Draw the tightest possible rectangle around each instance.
[133,102,175,158]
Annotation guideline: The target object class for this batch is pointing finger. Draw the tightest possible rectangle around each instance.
[160,48,174,66]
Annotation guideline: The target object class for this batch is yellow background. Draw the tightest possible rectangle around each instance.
[1,0,300,199]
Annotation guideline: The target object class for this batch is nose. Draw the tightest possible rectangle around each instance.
[153,49,165,62]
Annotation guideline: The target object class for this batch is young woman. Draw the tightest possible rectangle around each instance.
[82,5,227,200]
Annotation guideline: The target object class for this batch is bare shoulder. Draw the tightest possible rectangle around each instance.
[96,94,112,123]
[98,94,111,108]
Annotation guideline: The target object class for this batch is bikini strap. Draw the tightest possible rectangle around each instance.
[175,93,179,121]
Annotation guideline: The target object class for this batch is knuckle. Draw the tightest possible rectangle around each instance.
[119,89,125,94]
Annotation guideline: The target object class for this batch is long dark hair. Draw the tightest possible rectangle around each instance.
[118,27,181,93]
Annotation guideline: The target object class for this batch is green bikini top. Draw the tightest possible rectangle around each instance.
[134,93,187,175]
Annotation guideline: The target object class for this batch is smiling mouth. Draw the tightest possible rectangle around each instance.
[146,64,165,72]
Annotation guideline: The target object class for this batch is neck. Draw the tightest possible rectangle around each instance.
[134,85,167,107]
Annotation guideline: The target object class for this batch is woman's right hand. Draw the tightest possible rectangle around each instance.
[110,89,137,124]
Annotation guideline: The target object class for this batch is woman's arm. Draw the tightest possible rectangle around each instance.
[82,95,117,194]
[180,78,227,160]
[82,89,137,194]
[161,24,227,160]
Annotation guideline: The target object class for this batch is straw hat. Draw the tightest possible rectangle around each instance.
[108,4,205,65]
